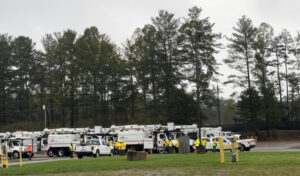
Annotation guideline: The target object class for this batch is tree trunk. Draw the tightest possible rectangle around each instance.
[284,55,290,121]
[275,53,284,120]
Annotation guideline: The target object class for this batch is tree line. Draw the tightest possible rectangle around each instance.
[0,6,299,131]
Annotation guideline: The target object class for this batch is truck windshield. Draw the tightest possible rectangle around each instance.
[12,141,21,146]
[86,141,93,145]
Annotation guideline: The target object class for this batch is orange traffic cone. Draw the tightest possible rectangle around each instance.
[33,154,37,158]
[73,153,77,157]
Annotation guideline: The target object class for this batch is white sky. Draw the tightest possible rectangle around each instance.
[0,0,299,98]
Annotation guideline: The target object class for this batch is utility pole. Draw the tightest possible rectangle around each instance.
[43,105,46,129]
[217,84,221,126]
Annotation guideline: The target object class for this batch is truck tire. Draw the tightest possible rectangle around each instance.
[47,149,54,157]
[78,154,83,159]
[57,149,65,157]
[13,151,20,159]
[239,144,245,152]
[94,150,100,157]
[245,147,250,151]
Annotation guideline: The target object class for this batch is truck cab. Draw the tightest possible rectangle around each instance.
[7,139,28,158]
[202,137,232,151]
[75,139,113,158]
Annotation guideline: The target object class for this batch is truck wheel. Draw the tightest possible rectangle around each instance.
[78,154,83,159]
[13,151,19,159]
[94,150,100,157]
[246,147,250,151]
[239,145,245,152]
[57,149,65,157]
[47,150,54,157]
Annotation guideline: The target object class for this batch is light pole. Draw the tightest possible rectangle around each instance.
[217,84,221,126]
[42,105,46,129]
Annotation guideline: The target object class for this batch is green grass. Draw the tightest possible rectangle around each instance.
[1,152,300,176]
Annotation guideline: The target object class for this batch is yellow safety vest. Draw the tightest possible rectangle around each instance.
[213,140,217,146]
[195,139,200,147]
[175,140,179,147]
[109,140,113,146]
[202,140,206,146]
[69,145,73,151]
[115,143,119,149]
[169,140,173,147]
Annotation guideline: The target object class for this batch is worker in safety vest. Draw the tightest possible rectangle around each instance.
[201,139,206,151]
[120,142,125,154]
[162,138,166,153]
[195,138,200,153]
[166,139,170,153]
[122,142,126,155]
[175,139,179,153]
[212,139,217,152]
[27,145,32,160]
[168,139,173,153]
[123,142,127,154]
[69,144,73,158]
[114,141,120,155]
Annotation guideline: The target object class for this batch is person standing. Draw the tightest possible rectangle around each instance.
[27,145,32,160]
[202,139,206,152]
[69,143,73,158]
[195,138,200,153]
[162,138,166,154]
[168,139,173,153]
[166,139,169,153]
[175,139,179,153]
[212,139,217,152]
[123,142,127,154]
[114,141,119,155]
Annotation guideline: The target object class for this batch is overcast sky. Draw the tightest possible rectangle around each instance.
[0,0,299,98]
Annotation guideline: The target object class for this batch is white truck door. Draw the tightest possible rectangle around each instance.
[100,140,110,154]
[207,138,212,150]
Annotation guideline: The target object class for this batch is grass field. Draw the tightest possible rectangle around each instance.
[1,152,300,176]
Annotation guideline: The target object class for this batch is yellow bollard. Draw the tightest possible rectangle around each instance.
[1,149,8,168]
[219,136,224,164]
[19,148,23,167]
[233,136,239,162]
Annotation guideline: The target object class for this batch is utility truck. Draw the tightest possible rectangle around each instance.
[75,139,113,158]
[115,123,198,153]
[41,134,81,157]
[202,136,232,152]
[5,138,37,159]
[117,130,166,152]
[226,136,256,151]
[201,127,256,151]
